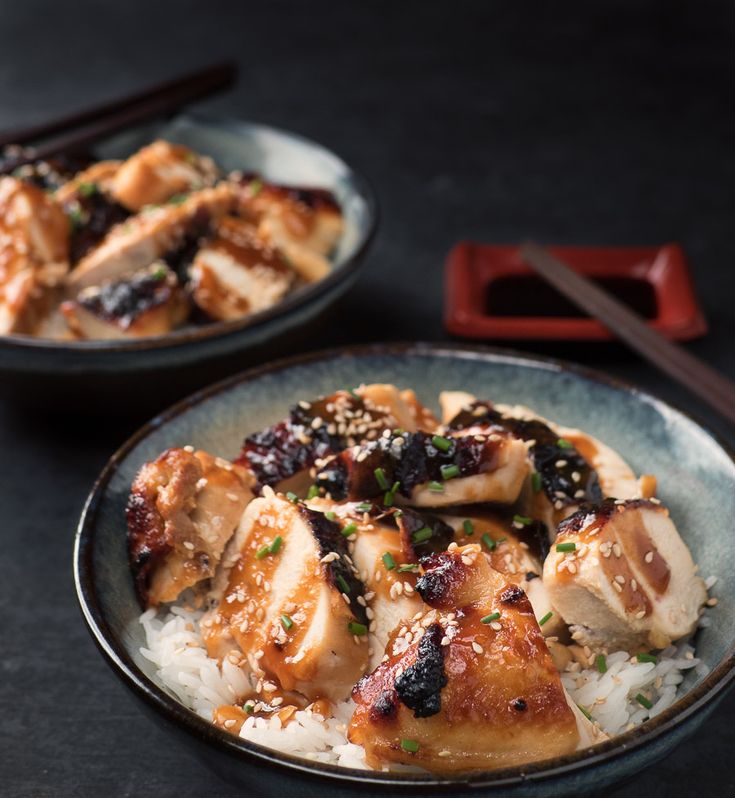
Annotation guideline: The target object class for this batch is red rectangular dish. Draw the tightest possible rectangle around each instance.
[444,242,707,341]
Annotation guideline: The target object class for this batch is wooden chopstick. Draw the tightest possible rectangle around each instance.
[0,61,236,171]
[520,242,735,426]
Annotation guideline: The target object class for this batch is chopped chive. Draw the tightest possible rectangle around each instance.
[78,181,97,197]
[325,511,336,521]
[382,552,396,570]
[440,464,461,480]
[400,738,420,753]
[481,612,501,624]
[151,265,167,281]
[596,654,607,673]
[495,537,507,545]
[531,472,543,492]
[635,693,653,710]
[428,481,445,493]
[244,702,255,714]
[67,206,83,228]
[412,527,433,544]
[538,611,553,626]
[578,705,592,721]
[463,519,474,536]
[348,387,359,399]
[348,621,368,636]
[398,563,420,573]
[342,522,358,538]
[374,467,389,490]
[280,614,294,631]
[249,178,262,196]
[355,502,372,512]
[556,542,577,553]
[513,514,532,526]
[306,485,319,499]
[636,653,658,664]
[384,490,394,507]
[286,491,299,503]
[431,434,452,452]
[481,533,496,551]
[557,438,574,449]
[255,545,270,560]
[336,574,350,594]
[269,535,283,554]
[393,509,403,518]
[168,193,188,205]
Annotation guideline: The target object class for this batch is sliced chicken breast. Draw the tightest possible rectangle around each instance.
[126,447,253,606]
[237,385,419,491]
[234,176,343,282]
[315,428,528,508]
[61,263,188,339]
[189,216,293,321]
[67,183,235,290]
[0,177,69,334]
[543,498,706,651]
[445,513,564,637]
[54,160,122,204]
[201,493,369,702]
[111,140,218,211]
[349,544,582,774]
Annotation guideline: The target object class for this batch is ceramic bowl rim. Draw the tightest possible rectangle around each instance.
[73,342,735,790]
[0,113,378,355]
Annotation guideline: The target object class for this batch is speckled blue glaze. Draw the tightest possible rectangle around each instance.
[74,344,735,796]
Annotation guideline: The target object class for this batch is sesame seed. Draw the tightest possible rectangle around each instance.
[490,621,502,631]
[441,636,450,646]
[614,575,625,584]
[571,471,581,482]
[555,460,568,468]
[472,641,484,654]
[645,551,654,563]
[706,597,719,607]
[612,581,623,593]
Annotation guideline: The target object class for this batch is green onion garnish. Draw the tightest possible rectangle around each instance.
[348,621,368,636]
[384,490,395,507]
[481,612,501,624]
[398,563,420,573]
[556,542,577,553]
[307,485,319,499]
[400,738,420,753]
[578,705,592,721]
[286,491,299,503]
[336,574,350,594]
[255,545,270,560]
[481,533,496,551]
[636,653,658,664]
[431,435,452,452]
[281,614,294,630]
[78,181,97,197]
[393,509,403,518]
[269,535,283,555]
[374,467,389,490]
[249,178,263,196]
[244,702,255,714]
[635,693,653,710]
[531,472,543,492]
[382,552,396,570]
[596,654,607,674]
[463,519,474,536]
[440,464,460,480]
[325,511,336,521]
[67,206,83,228]
[151,265,167,281]
[557,438,574,449]
[168,193,188,205]
[356,502,372,512]
[412,527,433,544]
[342,522,358,538]
[428,481,445,493]
[513,514,532,526]
[538,611,553,626]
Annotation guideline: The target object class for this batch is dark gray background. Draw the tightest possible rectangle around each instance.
[1,1,733,795]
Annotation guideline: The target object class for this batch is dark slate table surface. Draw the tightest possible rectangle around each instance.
[1,1,733,795]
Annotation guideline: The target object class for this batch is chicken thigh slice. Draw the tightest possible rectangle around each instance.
[349,544,584,774]
[543,499,706,651]
[201,493,369,702]
[126,447,253,606]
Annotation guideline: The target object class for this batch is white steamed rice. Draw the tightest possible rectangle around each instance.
[138,599,712,768]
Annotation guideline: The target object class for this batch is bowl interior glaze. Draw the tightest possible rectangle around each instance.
[75,344,735,794]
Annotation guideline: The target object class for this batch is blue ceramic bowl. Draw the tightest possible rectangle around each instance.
[0,114,377,411]
[74,343,735,796]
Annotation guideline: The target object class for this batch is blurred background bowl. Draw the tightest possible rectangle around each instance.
[0,113,378,414]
